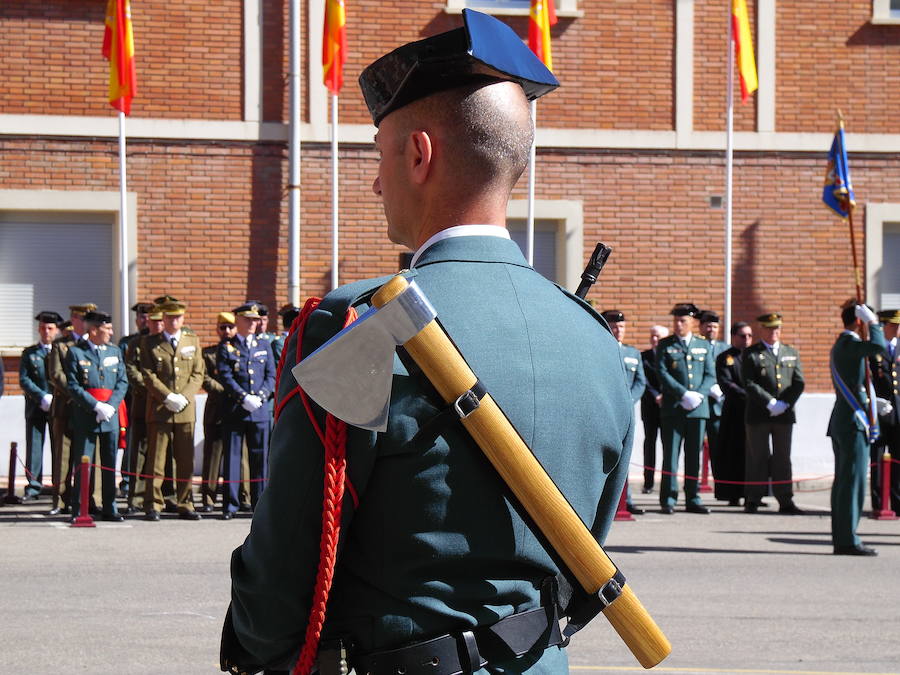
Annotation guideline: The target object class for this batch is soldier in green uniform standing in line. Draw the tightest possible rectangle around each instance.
[741,313,805,514]
[200,312,235,512]
[19,311,62,500]
[828,302,887,555]
[64,311,128,521]
[117,301,153,498]
[870,309,900,514]
[602,309,646,515]
[656,303,716,514]
[698,310,727,491]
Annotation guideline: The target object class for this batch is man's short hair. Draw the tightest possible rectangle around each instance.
[841,299,864,327]
[730,321,750,337]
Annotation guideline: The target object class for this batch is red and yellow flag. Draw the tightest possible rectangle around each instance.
[528,0,557,70]
[323,0,347,95]
[731,0,758,103]
[102,0,137,115]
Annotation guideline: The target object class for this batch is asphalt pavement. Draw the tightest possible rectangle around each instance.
[1,484,898,675]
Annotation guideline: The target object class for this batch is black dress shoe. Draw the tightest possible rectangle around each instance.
[198,504,215,513]
[659,505,674,514]
[163,502,179,514]
[222,511,235,520]
[685,503,710,514]
[101,513,125,522]
[144,510,161,522]
[834,544,877,556]
[728,499,741,507]
[179,510,201,521]
[779,502,805,515]
[60,506,71,515]
[122,506,139,516]
[641,487,653,494]
[239,503,253,513]
[626,504,645,515]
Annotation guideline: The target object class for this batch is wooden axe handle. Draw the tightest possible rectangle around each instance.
[372,275,671,669]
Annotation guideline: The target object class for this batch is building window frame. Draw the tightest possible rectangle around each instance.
[444,0,582,18]
[865,202,900,309]
[506,199,583,291]
[871,0,900,24]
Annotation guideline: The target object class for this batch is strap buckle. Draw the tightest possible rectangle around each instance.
[453,388,481,419]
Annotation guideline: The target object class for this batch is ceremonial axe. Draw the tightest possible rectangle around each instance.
[293,275,671,669]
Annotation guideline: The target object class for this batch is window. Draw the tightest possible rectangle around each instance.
[865,204,900,309]
[872,0,900,23]
[508,219,558,281]
[444,0,581,17]
[505,199,583,291]
[881,223,900,308]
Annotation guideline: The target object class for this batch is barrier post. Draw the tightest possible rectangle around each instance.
[872,452,898,520]
[71,456,96,528]
[614,483,634,522]
[699,438,713,493]
[3,442,23,505]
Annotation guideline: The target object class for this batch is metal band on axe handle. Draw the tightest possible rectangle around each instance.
[293,275,671,669]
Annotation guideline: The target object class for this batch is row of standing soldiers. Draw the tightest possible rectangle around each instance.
[18,299,300,521]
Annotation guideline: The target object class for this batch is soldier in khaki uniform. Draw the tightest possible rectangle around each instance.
[46,303,96,515]
[200,312,235,512]
[140,300,205,520]
[741,313,805,514]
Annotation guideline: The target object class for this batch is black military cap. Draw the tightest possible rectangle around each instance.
[877,309,900,324]
[601,310,626,323]
[131,302,155,314]
[83,310,113,325]
[670,303,699,317]
[59,319,73,331]
[35,311,63,324]
[756,312,782,328]
[233,302,262,318]
[359,9,559,126]
[698,310,720,324]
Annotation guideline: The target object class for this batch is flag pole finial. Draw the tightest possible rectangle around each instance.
[836,109,845,128]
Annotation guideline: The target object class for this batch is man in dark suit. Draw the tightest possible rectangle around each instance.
[220,12,632,674]
[870,309,900,514]
[640,325,668,493]
[19,311,62,500]
[713,321,753,505]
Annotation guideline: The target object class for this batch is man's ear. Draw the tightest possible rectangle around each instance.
[407,129,433,185]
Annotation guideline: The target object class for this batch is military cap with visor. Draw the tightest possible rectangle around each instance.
[35,311,64,325]
[233,302,262,318]
[670,303,700,317]
[69,303,97,316]
[877,309,900,324]
[147,305,164,320]
[217,312,236,326]
[359,9,559,126]
[756,312,782,328]
[159,300,186,316]
[153,294,180,306]
[131,301,155,314]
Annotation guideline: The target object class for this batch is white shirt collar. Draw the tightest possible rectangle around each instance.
[163,330,182,343]
[409,225,510,268]
[680,332,693,345]
[762,339,780,351]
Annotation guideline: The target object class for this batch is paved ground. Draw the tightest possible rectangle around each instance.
[1,485,898,675]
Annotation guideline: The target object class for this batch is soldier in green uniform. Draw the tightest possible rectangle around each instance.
[117,301,153,499]
[140,300,205,521]
[602,309,646,514]
[19,311,62,500]
[828,303,887,555]
[200,312,235,512]
[655,303,715,514]
[870,309,900,514]
[64,311,128,521]
[47,303,96,515]
[221,12,631,674]
[698,311,727,492]
[741,313,805,514]
[273,303,300,366]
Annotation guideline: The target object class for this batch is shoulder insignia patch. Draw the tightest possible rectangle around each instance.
[726,355,734,366]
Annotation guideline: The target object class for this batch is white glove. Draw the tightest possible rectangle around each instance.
[241,394,263,412]
[40,393,53,412]
[767,399,790,416]
[709,383,724,402]
[165,393,189,412]
[855,304,878,325]
[680,390,704,410]
[876,397,894,417]
[93,401,115,423]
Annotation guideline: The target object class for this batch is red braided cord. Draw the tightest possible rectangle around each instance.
[274,298,321,424]
[290,305,357,675]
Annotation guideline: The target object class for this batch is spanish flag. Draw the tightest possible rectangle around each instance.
[731,0,758,103]
[323,0,347,95]
[528,0,557,71]
[102,0,136,115]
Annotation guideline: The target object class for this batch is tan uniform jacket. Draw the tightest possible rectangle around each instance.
[47,334,76,418]
[140,332,205,424]
[125,336,148,421]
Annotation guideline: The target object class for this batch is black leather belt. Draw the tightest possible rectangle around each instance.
[353,603,562,675]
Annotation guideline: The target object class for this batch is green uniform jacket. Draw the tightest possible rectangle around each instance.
[47,334,77,420]
[655,334,716,419]
[741,342,804,425]
[140,332,205,424]
[621,343,646,404]
[125,337,148,422]
[202,344,226,428]
[19,343,52,420]
[222,235,634,672]
[64,340,128,435]
[828,326,887,436]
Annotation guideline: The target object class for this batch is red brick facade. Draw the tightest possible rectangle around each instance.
[2,0,899,395]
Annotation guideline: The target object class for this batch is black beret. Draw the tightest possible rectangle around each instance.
[601,310,626,323]
[698,310,720,324]
[670,303,699,317]
[35,311,63,324]
[83,311,113,325]
[131,302,155,313]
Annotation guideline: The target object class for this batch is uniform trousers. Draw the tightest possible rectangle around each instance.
[221,420,268,514]
[125,416,147,510]
[50,415,72,508]
[870,425,900,514]
[201,421,224,508]
[659,415,706,507]
[640,402,660,490]
[70,429,119,517]
[24,412,50,497]
[744,422,793,505]
[830,428,869,548]
[144,421,196,512]
[706,413,721,476]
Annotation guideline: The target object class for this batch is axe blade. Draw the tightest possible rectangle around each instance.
[291,281,436,432]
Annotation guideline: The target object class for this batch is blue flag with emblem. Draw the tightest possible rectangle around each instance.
[823,125,855,218]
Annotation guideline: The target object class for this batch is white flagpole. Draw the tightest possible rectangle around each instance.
[288,0,302,306]
[724,7,735,334]
[117,110,129,337]
[331,93,339,290]
[526,99,537,266]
